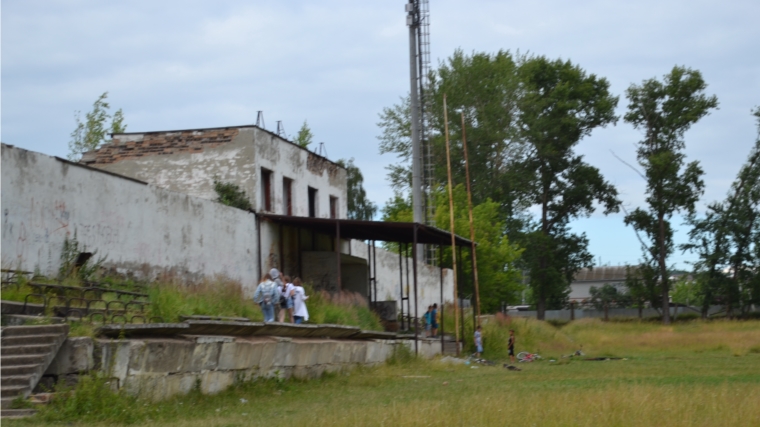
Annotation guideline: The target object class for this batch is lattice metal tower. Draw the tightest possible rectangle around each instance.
[406,0,435,263]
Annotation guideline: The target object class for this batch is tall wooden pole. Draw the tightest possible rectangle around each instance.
[443,94,460,355]
[460,113,482,325]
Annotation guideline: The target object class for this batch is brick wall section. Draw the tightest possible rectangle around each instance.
[81,128,240,165]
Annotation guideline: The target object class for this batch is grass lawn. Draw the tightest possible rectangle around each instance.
[9,319,760,427]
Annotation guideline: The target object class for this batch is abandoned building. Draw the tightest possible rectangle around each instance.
[2,124,465,324]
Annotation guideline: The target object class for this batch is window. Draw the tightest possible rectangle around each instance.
[261,168,272,212]
[329,196,338,219]
[308,187,318,218]
[283,177,293,216]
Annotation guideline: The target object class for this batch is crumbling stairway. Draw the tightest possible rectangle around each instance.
[1,324,69,418]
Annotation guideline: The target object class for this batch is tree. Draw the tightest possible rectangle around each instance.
[336,158,378,220]
[624,66,718,324]
[68,92,127,160]
[589,283,631,311]
[382,185,524,311]
[682,107,760,317]
[213,178,252,210]
[378,50,530,228]
[294,120,314,149]
[517,56,621,319]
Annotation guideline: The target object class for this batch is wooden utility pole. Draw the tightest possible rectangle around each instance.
[460,113,482,325]
[443,94,459,355]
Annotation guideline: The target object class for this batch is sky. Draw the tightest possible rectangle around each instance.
[2,0,759,269]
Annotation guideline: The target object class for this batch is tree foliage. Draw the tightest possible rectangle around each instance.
[294,120,314,149]
[68,92,127,160]
[213,178,252,211]
[682,107,760,317]
[517,57,621,318]
[336,158,378,220]
[378,51,621,317]
[381,185,524,310]
[624,66,718,324]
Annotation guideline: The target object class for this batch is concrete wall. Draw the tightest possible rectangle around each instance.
[84,126,348,219]
[1,144,258,286]
[351,241,455,317]
[44,335,435,400]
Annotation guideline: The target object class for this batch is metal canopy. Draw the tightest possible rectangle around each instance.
[257,213,474,247]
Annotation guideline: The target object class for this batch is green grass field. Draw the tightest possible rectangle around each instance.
[9,318,760,427]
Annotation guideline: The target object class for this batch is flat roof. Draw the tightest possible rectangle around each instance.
[109,124,341,170]
[257,214,474,247]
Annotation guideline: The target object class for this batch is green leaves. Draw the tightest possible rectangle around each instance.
[336,158,378,221]
[213,178,252,211]
[68,92,127,160]
[624,66,718,323]
[294,120,314,148]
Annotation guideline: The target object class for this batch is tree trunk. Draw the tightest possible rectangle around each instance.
[658,213,670,325]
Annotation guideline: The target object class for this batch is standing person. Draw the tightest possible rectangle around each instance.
[269,268,284,321]
[508,329,516,364]
[474,325,483,358]
[431,303,439,338]
[278,275,295,323]
[253,273,278,322]
[292,277,309,324]
[424,306,432,338]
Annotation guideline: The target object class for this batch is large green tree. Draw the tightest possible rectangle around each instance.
[378,51,621,318]
[336,158,378,220]
[624,66,718,324]
[683,107,760,317]
[68,92,126,160]
[382,185,524,310]
[517,57,621,319]
[378,50,530,229]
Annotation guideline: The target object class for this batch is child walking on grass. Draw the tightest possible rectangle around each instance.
[474,325,483,358]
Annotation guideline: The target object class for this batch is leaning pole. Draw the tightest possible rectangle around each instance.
[442,94,459,355]
[460,113,482,325]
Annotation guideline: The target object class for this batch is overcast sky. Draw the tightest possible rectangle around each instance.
[2,0,759,269]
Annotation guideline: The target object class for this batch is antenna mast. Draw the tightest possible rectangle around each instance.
[406,0,434,263]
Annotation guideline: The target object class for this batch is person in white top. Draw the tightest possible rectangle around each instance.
[278,275,295,323]
[292,277,309,324]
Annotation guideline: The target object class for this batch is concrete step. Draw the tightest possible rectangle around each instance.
[1,385,30,398]
[1,343,57,356]
[1,364,39,376]
[1,354,47,366]
[1,324,68,337]
[0,408,38,419]
[1,333,61,347]
[0,375,33,387]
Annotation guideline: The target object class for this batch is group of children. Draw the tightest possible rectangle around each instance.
[474,325,516,363]
[253,268,309,324]
[423,304,440,338]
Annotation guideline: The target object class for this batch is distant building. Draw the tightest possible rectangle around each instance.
[569,266,629,301]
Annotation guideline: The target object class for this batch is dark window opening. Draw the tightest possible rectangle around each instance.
[308,187,317,218]
[283,177,293,216]
[329,196,338,219]
[261,168,272,212]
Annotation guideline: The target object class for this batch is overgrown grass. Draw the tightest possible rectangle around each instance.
[305,288,383,331]
[7,319,760,426]
[145,278,263,323]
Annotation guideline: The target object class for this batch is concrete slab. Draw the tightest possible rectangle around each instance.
[184,320,265,336]
[304,324,361,339]
[353,330,397,340]
[253,322,318,337]
[96,323,189,338]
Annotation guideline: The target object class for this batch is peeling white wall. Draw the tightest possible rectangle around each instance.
[351,241,455,317]
[92,127,348,219]
[1,144,258,286]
